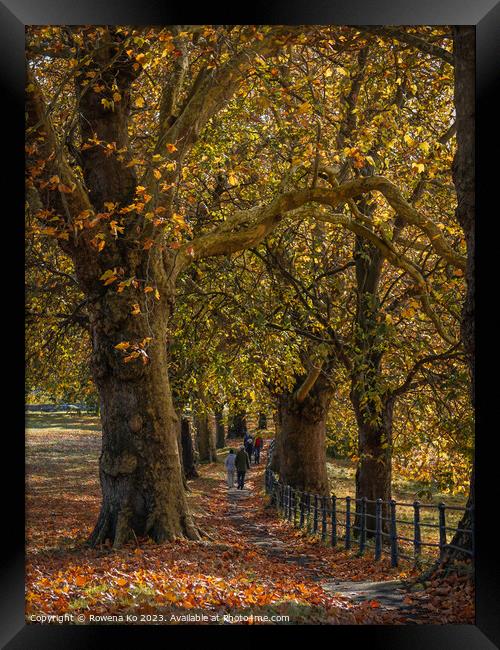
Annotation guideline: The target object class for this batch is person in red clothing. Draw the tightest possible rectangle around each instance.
[253,435,263,464]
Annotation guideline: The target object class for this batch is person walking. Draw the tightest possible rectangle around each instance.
[244,434,254,461]
[224,449,236,489]
[253,435,263,464]
[235,445,250,490]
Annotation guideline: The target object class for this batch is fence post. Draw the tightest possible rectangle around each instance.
[306,493,311,531]
[331,495,337,547]
[287,486,291,520]
[359,497,367,556]
[321,496,327,542]
[299,492,305,528]
[375,498,382,561]
[438,502,447,559]
[345,496,351,550]
[313,495,319,534]
[390,499,398,567]
[413,500,422,565]
[293,489,298,526]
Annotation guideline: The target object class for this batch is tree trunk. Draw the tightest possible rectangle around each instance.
[258,412,268,429]
[350,231,392,535]
[227,412,247,438]
[195,413,217,462]
[443,26,475,563]
[269,405,282,473]
[351,388,394,535]
[215,409,226,448]
[87,288,199,547]
[278,387,330,495]
[181,417,198,480]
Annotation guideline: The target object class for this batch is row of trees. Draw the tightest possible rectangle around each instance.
[25,25,474,558]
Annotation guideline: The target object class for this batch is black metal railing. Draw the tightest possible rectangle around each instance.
[264,467,473,568]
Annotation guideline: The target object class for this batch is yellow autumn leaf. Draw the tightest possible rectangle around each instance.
[113,92,121,102]
[131,304,141,315]
[99,269,117,283]
[297,101,312,115]
[114,342,130,350]
[166,143,177,153]
[419,141,430,155]
[172,213,186,227]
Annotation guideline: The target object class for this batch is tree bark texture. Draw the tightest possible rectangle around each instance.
[87,280,199,546]
[181,417,198,480]
[350,233,393,533]
[278,385,331,496]
[444,26,475,562]
[195,413,217,462]
[215,409,226,448]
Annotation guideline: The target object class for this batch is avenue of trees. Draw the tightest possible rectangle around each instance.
[25,25,474,560]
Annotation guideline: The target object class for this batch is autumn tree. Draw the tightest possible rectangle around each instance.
[26,25,468,549]
[26,25,305,545]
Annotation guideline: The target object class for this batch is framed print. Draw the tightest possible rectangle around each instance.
[2,0,499,647]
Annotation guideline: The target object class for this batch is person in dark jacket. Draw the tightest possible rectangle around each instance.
[235,445,251,489]
[244,435,253,460]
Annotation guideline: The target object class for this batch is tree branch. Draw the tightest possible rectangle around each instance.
[295,359,325,403]
[391,346,464,398]
[358,26,453,65]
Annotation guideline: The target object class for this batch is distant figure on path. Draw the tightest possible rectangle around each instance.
[244,434,254,460]
[253,435,263,464]
[235,445,251,490]
[225,449,236,489]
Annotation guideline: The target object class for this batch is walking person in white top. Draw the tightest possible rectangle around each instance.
[224,449,236,488]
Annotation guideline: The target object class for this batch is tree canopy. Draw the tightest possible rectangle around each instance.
[25,25,472,546]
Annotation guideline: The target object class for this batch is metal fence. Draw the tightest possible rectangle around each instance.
[264,467,474,568]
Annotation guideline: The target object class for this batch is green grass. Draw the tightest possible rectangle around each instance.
[324,458,467,562]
